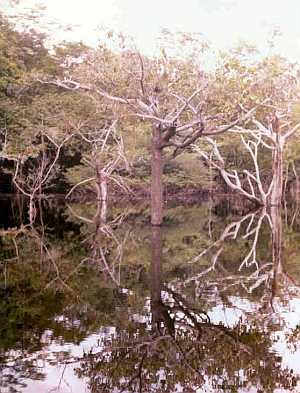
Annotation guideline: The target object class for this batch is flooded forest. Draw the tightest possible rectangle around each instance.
[2,8,300,393]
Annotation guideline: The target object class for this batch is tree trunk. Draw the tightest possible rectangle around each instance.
[29,195,36,225]
[270,138,284,206]
[94,195,107,226]
[270,204,283,303]
[150,226,174,335]
[95,159,108,224]
[151,126,164,226]
[151,225,162,331]
[95,161,108,202]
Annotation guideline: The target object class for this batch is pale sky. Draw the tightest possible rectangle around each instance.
[2,0,300,60]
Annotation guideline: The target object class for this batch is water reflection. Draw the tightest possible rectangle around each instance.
[67,200,128,286]
[1,198,300,392]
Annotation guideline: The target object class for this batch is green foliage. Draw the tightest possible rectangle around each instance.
[2,14,300,202]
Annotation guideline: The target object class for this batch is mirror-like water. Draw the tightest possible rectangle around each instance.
[1,196,300,393]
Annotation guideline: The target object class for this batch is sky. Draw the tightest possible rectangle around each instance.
[2,0,300,60]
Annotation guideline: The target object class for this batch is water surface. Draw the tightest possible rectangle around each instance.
[1,197,300,392]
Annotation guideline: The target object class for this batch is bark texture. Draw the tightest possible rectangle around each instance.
[151,126,164,225]
[270,141,284,206]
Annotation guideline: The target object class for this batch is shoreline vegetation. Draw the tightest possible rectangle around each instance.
[1,12,300,225]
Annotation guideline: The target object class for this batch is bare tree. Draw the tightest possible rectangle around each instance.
[39,46,258,225]
[194,111,300,207]
[1,132,73,224]
[66,119,129,219]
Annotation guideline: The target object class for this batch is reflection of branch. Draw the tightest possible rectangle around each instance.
[0,224,75,294]
[68,203,129,285]
[166,286,252,355]
[176,209,273,296]
[120,351,146,393]
[29,226,75,293]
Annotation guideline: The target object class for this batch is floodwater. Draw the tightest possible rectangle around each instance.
[1,196,300,393]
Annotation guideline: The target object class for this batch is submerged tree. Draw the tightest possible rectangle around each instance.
[39,33,258,225]
[66,119,129,209]
[2,131,73,224]
[195,110,300,207]
[194,51,300,207]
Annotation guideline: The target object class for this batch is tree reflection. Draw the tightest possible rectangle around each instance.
[67,198,129,286]
[0,200,128,392]
[77,211,300,392]
[1,200,300,392]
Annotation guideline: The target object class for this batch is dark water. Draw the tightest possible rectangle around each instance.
[1,196,300,393]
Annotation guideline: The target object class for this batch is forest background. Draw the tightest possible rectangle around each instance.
[1,2,300,224]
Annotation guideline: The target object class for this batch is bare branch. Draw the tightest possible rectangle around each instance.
[38,78,129,104]
[193,138,264,205]
[65,177,95,199]
[137,52,146,97]
[170,87,204,122]
[283,122,300,140]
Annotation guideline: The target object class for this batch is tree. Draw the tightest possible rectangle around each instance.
[195,110,300,207]
[12,132,73,223]
[66,119,129,212]
[0,13,67,204]
[39,33,256,225]
[194,52,300,207]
